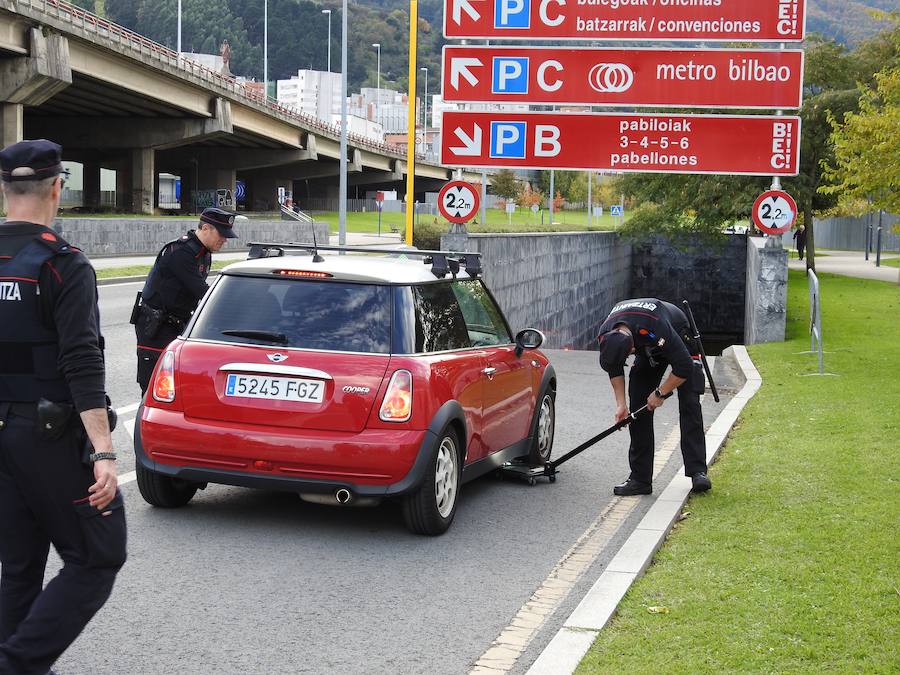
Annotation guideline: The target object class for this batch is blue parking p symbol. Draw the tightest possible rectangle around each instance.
[492,58,529,95]
[494,0,530,29]
[490,122,527,159]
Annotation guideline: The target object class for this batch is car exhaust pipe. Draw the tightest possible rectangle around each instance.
[334,488,352,505]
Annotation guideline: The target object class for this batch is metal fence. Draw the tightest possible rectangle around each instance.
[813,213,899,253]
[807,270,824,374]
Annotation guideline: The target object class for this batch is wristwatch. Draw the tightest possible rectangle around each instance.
[89,452,118,462]
[654,388,673,400]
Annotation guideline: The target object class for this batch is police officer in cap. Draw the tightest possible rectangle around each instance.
[597,298,712,496]
[134,207,237,394]
[0,139,126,673]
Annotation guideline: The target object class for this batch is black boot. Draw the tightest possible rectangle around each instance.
[613,478,652,496]
[691,472,712,493]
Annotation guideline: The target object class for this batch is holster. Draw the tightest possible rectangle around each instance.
[36,397,74,441]
[129,291,142,325]
[138,303,165,339]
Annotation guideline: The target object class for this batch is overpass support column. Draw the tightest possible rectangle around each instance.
[131,148,155,215]
[0,104,23,215]
[197,167,237,210]
[82,161,101,211]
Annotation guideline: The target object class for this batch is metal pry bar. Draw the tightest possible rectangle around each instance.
[682,299,720,403]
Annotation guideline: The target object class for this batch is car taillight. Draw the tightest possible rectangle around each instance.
[152,351,176,403]
[379,370,412,422]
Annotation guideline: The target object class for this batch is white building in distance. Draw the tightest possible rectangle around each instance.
[276,70,342,121]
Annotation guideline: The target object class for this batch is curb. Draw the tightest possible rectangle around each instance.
[526,346,762,674]
[97,270,222,287]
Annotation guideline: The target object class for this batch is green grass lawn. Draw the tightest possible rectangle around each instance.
[578,270,899,673]
[94,259,230,280]
[878,256,899,268]
[312,208,626,233]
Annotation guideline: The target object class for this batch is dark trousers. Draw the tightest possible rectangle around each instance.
[797,243,805,260]
[627,355,707,485]
[135,323,180,394]
[0,407,126,674]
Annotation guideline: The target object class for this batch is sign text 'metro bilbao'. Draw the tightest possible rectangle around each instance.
[444,0,806,42]
[442,46,804,109]
[440,111,801,176]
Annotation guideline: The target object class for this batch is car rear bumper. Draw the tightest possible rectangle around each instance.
[135,406,436,497]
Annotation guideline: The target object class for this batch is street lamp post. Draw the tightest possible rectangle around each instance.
[372,43,381,93]
[263,0,268,96]
[322,9,332,72]
[177,0,182,57]
[338,0,348,244]
[420,66,428,130]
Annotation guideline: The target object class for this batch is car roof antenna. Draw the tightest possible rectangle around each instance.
[310,224,325,263]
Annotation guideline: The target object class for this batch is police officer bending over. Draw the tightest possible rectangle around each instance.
[597,298,712,496]
[134,207,237,394]
[0,140,126,673]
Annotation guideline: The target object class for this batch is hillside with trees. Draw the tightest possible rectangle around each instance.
[70,0,892,93]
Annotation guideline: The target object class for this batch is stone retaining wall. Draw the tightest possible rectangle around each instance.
[441,231,632,350]
[51,218,330,256]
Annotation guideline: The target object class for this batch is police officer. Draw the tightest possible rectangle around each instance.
[0,139,126,673]
[597,298,712,496]
[134,207,237,394]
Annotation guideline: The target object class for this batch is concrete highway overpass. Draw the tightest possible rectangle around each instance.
[0,0,481,214]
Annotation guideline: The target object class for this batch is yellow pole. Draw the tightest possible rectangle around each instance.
[404,0,418,246]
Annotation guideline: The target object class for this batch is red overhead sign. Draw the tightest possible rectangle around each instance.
[442,46,804,109]
[440,112,801,176]
[443,0,806,42]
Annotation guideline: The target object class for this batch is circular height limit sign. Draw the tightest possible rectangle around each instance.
[753,190,798,235]
[438,180,480,224]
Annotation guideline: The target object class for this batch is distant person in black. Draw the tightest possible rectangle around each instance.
[0,139,126,673]
[134,207,237,394]
[597,298,711,496]
[793,224,807,260]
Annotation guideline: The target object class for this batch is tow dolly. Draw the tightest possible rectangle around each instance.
[498,405,650,485]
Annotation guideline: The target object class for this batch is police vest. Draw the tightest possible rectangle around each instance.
[0,235,74,403]
[141,234,209,319]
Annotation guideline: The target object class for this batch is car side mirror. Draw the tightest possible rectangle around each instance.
[515,328,545,357]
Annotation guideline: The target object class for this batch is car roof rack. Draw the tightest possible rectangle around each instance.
[246,242,482,279]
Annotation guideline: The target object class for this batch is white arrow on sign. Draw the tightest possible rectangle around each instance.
[450,125,482,156]
[450,57,483,89]
[452,0,481,26]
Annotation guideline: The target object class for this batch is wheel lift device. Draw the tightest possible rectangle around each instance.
[498,405,650,485]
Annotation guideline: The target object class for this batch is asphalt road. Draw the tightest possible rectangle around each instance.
[46,282,736,674]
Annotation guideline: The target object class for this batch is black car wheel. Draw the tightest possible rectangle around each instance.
[402,428,461,536]
[136,464,198,508]
[527,390,555,466]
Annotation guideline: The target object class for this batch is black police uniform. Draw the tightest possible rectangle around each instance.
[597,298,708,486]
[134,230,211,393]
[0,223,127,673]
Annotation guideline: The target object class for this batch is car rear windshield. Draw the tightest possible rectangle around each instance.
[191,275,392,354]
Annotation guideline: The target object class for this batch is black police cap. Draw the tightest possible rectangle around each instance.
[598,330,633,374]
[0,139,65,182]
[199,207,238,238]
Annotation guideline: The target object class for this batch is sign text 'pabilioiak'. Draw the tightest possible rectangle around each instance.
[444,0,806,42]
[440,112,801,176]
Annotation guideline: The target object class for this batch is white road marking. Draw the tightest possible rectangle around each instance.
[118,418,136,486]
[116,402,140,416]
[119,470,136,486]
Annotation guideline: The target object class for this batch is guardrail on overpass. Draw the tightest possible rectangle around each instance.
[6,0,426,163]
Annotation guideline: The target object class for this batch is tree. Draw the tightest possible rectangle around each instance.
[490,169,519,199]
[821,68,900,215]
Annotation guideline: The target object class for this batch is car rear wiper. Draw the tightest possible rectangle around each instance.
[221,329,289,345]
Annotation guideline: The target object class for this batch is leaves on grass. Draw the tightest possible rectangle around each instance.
[647,606,670,614]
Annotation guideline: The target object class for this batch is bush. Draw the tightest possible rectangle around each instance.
[412,222,445,251]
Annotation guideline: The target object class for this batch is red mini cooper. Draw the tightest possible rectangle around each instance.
[135,244,556,535]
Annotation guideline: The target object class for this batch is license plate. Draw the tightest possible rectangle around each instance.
[225,373,325,403]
